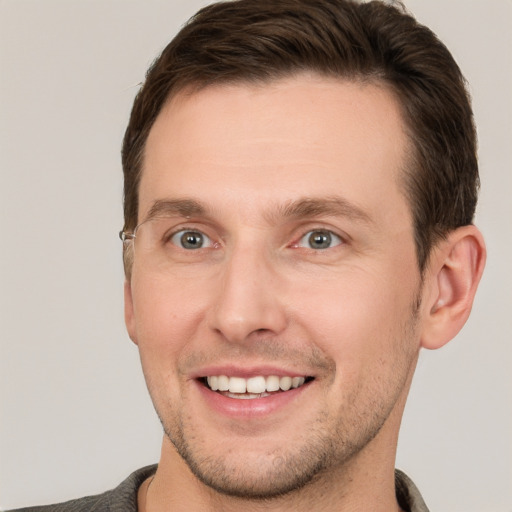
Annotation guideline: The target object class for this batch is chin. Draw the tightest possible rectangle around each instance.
[176,442,330,499]
[161,416,369,500]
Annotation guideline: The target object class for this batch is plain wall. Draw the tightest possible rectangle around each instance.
[1,1,511,510]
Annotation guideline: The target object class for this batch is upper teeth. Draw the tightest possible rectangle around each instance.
[206,375,306,394]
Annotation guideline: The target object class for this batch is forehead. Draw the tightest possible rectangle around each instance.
[140,74,410,227]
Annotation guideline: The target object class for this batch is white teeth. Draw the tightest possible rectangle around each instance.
[279,376,292,391]
[206,374,309,394]
[292,376,305,388]
[228,377,246,393]
[246,376,266,394]
[225,392,269,399]
[217,375,229,391]
[207,376,218,391]
[266,375,280,392]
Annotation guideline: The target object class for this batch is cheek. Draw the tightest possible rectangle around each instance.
[129,274,203,412]
[129,272,206,363]
[289,264,418,367]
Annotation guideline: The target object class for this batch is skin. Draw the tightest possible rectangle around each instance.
[125,74,485,511]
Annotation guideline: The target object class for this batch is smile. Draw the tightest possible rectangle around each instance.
[203,375,312,399]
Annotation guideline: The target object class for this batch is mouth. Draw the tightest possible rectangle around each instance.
[200,375,314,399]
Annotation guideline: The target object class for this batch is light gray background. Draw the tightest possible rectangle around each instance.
[1,1,510,510]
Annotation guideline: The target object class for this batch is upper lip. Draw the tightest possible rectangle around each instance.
[189,364,315,380]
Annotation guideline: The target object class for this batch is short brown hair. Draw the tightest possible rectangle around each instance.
[122,0,478,272]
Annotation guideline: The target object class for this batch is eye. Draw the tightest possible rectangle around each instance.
[170,229,214,250]
[297,229,343,250]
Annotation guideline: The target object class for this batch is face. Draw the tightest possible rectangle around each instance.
[125,75,423,498]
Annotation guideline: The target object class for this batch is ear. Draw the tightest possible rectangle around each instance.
[124,279,138,345]
[420,225,486,350]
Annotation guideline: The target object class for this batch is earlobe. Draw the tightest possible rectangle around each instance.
[124,279,138,345]
[420,225,486,350]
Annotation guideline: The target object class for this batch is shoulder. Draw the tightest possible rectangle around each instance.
[8,493,110,512]
[6,465,157,512]
[395,468,430,512]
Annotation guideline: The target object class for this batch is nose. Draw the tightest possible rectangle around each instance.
[208,244,288,343]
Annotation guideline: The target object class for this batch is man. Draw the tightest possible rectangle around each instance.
[10,0,486,511]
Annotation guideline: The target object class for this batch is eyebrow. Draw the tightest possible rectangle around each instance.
[143,195,373,226]
[269,196,373,225]
[144,198,207,222]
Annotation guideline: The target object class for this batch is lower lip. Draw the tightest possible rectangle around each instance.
[195,380,312,418]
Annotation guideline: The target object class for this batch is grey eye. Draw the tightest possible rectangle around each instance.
[298,230,342,250]
[170,230,213,250]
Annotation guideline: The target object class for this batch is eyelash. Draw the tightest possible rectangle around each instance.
[294,229,344,250]
[167,228,216,250]
[166,227,345,251]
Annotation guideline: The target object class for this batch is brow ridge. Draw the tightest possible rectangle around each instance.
[143,195,373,226]
[268,196,373,225]
[145,198,206,222]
